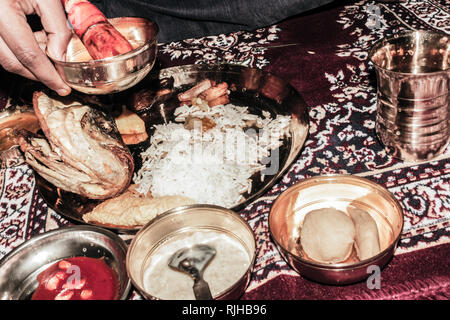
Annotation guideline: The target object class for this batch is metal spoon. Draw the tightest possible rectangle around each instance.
[168,244,216,300]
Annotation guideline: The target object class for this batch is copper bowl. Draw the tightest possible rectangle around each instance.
[269,175,404,285]
[48,17,158,95]
[126,204,256,300]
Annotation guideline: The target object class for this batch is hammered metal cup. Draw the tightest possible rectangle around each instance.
[369,30,449,161]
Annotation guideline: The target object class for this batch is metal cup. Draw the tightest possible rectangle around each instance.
[369,30,449,161]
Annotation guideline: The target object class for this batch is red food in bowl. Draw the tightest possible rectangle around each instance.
[61,0,133,60]
[32,257,118,300]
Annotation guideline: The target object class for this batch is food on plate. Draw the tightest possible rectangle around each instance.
[177,79,213,102]
[83,185,195,227]
[207,94,230,108]
[31,257,118,300]
[121,132,149,145]
[178,80,231,108]
[61,0,133,60]
[133,82,291,208]
[347,206,381,260]
[199,82,229,103]
[114,106,148,145]
[18,92,134,199]
[300,208,356,264]
[183,116,216,132]
[115,106,146,134]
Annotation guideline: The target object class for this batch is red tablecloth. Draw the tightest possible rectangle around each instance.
[0,0,448,300]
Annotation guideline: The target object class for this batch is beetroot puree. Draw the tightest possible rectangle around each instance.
[32,257,118,300]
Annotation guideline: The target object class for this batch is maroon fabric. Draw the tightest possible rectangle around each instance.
[265,9,348,107]
[154,0,450,300]
[242,243,450,300]
[0,0,448,300]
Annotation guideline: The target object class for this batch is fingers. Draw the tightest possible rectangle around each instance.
[0,30,51,80]
[33,30,48,52]
[34,0,72,61]
[0,35,37,80]
[0,0,71,95]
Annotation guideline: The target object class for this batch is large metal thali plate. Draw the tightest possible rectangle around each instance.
[36,64,310,233]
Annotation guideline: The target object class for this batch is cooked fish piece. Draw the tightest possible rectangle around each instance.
[83,188,196,227]
[18,92,134,199]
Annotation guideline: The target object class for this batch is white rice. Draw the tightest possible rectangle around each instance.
[133,103,291,208]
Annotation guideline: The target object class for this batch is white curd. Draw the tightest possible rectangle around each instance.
[142,229,251,300]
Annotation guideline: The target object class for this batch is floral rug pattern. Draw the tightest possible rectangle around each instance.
[0,0,448,299]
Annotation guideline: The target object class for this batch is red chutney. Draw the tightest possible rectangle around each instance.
[31,257,118,300]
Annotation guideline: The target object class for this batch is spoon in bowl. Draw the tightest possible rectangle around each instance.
[168,244,216,300]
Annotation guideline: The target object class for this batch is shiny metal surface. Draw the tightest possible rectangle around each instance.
[48,17,158,95]
[36,64,310,233]
[0,80,43,152]
[0,105,39,151]
[369,30,449,161]
[0,226,131,300]
[269,175,404,285]
[126,204,256,300]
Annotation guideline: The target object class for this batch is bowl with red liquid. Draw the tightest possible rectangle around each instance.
[48,17,159,95]
[0,225,131,300]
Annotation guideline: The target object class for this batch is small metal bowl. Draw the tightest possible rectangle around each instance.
[48,17,158,95]
[0,225,131,300]
[126,204,256,300]
[269,175,404,285]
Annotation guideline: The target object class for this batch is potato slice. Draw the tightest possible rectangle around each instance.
[121,132,148,145]
[115,106,146,135]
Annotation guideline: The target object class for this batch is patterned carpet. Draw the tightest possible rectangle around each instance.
[0,0,449,299]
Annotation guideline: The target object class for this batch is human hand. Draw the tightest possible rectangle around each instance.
[0,0,72,96]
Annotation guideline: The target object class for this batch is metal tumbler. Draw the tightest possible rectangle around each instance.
[369,30,449,161]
